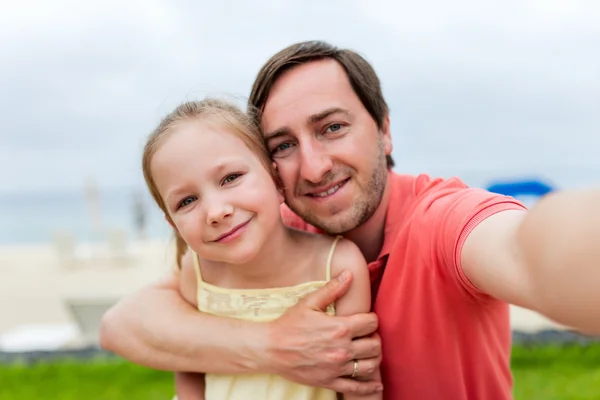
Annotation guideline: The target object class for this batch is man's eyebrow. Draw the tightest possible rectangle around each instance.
[263,108,351,141]
[264,127,289,142]
[308,107,351,124]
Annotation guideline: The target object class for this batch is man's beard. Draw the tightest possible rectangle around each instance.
[287,140,388,235]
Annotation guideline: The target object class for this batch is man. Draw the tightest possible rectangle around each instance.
[101,41,600,399]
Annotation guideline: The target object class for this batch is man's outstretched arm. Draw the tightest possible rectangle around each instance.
[100,252,382,395]
[463,187,600,335]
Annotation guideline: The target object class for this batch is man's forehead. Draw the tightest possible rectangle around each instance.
[260,60,356,131]
[265,60,349,105]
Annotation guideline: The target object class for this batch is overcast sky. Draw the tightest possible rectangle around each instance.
[1,0,599,193]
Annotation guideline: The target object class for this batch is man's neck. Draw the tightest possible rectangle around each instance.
[344,174,392,263]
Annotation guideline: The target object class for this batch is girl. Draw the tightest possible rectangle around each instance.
[141,98,381,400]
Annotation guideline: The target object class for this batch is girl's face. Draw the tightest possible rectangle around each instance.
[151,118,284,264]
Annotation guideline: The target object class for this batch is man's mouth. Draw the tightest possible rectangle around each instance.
[307,178,350,198]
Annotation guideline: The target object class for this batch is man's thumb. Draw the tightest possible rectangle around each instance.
[304,270,353,311]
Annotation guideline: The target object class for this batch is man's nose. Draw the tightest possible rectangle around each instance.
[298,141,333,184]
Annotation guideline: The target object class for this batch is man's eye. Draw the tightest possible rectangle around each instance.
[222,173,241,185]
[271,142,295,156]
[326,123,342,133]
[277,143,293,151]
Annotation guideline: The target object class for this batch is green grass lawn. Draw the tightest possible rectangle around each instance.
[1,344,599,399]
[511,344,600,399]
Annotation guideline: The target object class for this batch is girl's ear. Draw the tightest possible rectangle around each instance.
[164,214,177,232]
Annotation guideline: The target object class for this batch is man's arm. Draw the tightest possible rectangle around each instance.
[99,260,267,373]
[99,251,382,395]
[462,188,600,334]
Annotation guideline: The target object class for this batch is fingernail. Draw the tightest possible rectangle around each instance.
[377,385,384,392]
[337,270,349,283]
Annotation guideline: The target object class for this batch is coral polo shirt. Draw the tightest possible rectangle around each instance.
[281,172,527,400]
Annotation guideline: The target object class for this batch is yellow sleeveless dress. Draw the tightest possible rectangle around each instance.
[190,236,341,400]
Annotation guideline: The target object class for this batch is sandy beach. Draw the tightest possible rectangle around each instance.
[0,239,177,347]
[0,238,566,351]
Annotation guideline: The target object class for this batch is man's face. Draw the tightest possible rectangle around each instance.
[261,59,393,234]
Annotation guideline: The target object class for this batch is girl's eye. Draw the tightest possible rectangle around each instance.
[222,173,241,185]
[177,196,197,209]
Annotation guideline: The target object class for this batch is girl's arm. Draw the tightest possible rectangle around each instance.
[175,372,206,400]
[330,238,383,400]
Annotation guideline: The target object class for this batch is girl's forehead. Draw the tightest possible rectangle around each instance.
[158,120,258,166]
[152,127,254,191]
[170,119,243,146]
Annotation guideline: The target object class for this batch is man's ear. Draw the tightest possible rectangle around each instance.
[381,115,393,155]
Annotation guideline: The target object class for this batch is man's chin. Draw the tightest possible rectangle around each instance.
[306,213,360,236]
[286,201,358,233]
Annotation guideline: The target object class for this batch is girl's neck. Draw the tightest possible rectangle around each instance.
[200,220,297,288]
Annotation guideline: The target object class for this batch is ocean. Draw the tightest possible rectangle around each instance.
[2,167,598,246]
[0,186,172,245]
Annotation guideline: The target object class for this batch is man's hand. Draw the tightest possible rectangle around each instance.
[265,270,383,395]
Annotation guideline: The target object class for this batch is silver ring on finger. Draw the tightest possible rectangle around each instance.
[351,360,359,378]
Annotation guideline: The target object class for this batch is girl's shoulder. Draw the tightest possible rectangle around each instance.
[290,229,338,255]
[290,230,367,280]
[326,236,367,273]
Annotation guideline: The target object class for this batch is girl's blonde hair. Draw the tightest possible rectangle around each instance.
[142,98,278,269]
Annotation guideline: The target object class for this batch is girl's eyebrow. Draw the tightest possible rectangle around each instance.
[164,157,248,202]
[165,186,188,205]
[208,157,246,175]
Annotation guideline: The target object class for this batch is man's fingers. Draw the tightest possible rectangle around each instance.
[342,356,380,378]
[345,313,379,338]
[302,270,353,311]
[329,377,384,396]
[349,333,381,360]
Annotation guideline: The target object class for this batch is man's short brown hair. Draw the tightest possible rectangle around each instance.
[248,40,394,168]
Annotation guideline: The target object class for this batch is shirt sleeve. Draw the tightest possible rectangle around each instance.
[414,177,527,300]
[279,204,323,234]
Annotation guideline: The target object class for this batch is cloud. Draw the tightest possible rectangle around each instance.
[1,0,599,192]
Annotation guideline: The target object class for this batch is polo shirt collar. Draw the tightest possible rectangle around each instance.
[377,171,405,260]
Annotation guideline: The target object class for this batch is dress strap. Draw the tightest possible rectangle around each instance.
[192,252,204,288]
[326,236,342,281]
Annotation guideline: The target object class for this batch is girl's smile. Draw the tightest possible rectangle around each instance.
[211,217,253,244]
